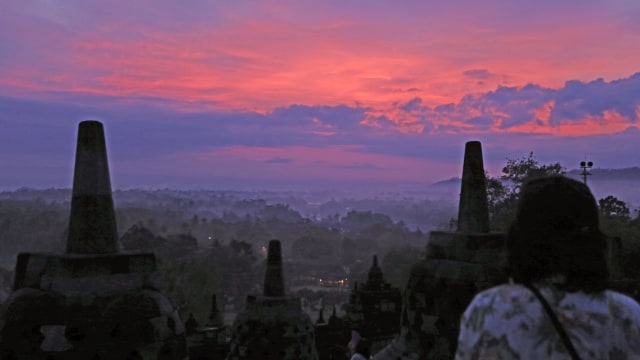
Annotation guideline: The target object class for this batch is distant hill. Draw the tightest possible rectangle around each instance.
[431,167,640,209]
[566,167,640,181]
[433,167,640,186]
[431,177,461,186]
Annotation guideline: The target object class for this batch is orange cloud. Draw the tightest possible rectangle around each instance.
[503,109,634,136]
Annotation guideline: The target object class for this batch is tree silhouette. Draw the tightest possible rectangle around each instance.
[599,195,631,221]
[487,153,565,231]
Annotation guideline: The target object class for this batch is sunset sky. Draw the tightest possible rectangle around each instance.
[1,0,639,190]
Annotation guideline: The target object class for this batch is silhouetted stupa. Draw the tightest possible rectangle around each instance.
[345,255,401,349]
[0,121,187,359]
[374,141,505,359]
[315,305,349,360]
[316,307,326,325]
[206,294,224,328]
[227,240,318,360]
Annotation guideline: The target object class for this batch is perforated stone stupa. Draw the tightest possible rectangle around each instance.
[0,121,187,359]
[374,141,506,360]
[227,240,318,360]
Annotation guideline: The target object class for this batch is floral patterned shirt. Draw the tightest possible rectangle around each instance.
[455,283,640,360]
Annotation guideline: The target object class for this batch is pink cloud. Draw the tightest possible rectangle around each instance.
[0,0,639,164]
[2,1,639,118]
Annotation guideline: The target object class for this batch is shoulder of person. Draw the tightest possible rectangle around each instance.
[459,283,538,328]
[469,283,535,308]
[606,290,640,319]
[351,354,369,360]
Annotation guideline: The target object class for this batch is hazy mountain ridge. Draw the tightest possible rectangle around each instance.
[432,167,640,184]
[431,167,640,209]
[565,167,640,181]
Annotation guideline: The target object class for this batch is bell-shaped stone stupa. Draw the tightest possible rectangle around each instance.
[0,121,187,359]
[227,240,318,360]
[374,141,506,360]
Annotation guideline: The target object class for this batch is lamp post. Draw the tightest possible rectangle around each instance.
[580,160,593,185]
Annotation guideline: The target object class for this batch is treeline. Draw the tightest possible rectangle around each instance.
[0,193,429,320]
[0,187,457,231]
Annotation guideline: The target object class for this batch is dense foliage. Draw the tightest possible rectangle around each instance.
[487,152,565,231]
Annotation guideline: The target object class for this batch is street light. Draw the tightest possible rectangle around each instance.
[579,161,593,185]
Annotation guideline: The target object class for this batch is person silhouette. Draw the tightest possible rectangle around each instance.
[455,175,640,359]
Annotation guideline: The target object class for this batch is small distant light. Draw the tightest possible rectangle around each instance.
[580,161,586,167]
[588,161,593,167]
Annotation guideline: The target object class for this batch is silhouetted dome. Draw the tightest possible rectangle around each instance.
[316,307,326,324]
[227,240,318,360]
[366,255,384,289]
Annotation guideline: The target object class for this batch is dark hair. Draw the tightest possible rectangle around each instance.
[506,175,608,293]
[355,337,371,357]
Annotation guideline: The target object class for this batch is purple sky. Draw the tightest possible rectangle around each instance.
[1,1,639,190]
